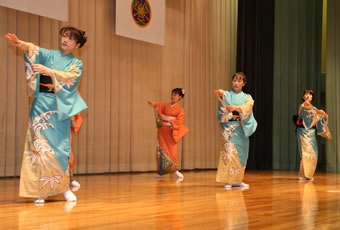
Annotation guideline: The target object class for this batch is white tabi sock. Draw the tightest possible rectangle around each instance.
[63,190,77,202]
[175,170,184,179]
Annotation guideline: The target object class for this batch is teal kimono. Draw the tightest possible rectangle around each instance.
[20,42,87,198]
[216,90,257,184]
[297,103,331,178]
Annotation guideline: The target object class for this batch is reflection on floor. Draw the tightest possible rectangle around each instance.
[0,170,340,229]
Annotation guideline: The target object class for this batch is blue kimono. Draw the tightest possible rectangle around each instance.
[297,103,331,178]
[20,42,87,198]
[216,90,257,184]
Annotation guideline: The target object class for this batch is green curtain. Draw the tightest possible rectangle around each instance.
[326,0,340,172]
[273,0,323,170]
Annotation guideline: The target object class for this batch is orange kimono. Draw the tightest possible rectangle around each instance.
[69,113,83,171]
[155,103,189,175]
[69,90,84,172]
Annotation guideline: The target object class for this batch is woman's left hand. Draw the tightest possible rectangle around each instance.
[225,105,237,112]
[160,114,169,121]
[31,64,53,76]
[226,104,242,113]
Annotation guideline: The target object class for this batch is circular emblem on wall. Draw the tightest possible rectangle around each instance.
[131,0,152,27]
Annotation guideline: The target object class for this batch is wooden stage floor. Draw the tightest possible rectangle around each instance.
[1,170,340,230]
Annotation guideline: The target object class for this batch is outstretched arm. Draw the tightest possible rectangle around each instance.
[5,33,29,52]
[6,34,55,76]
[147,101,157,108]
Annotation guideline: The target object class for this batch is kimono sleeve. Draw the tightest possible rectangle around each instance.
[24,43,52,96]
[316,118,332,140]
[170,108,189,143]
[156,102,166,114]
[239,94,254,119]
[240,94,257,137]
[300,103,332,140]
[24,42,51,65]
[217,91,233,123]
[51,59,88,121]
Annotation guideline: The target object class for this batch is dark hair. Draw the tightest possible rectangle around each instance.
[232,72,247,83]
[59,26,87,48]
[302,89,315,102]
[172,88,185,98]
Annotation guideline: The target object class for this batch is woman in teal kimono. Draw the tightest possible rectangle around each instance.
[296,90,331,181]
[5,27,87,204]
[214,72,257,189]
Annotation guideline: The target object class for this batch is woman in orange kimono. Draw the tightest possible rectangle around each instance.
[148,88,189,179]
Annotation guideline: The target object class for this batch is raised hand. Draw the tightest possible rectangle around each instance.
[5,33,28,52]
[147,101,156,107]
[214,89,224,97]
[5,33,22,47]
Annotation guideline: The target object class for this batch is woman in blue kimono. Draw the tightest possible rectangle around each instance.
[295,89,331,181]
[214,72,257,189]
[5,27,87,204]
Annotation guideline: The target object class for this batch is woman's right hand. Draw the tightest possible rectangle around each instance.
[147,101,156,107]
[5,33,22,47]
[214,89,224,97]
[5,33,28,52]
